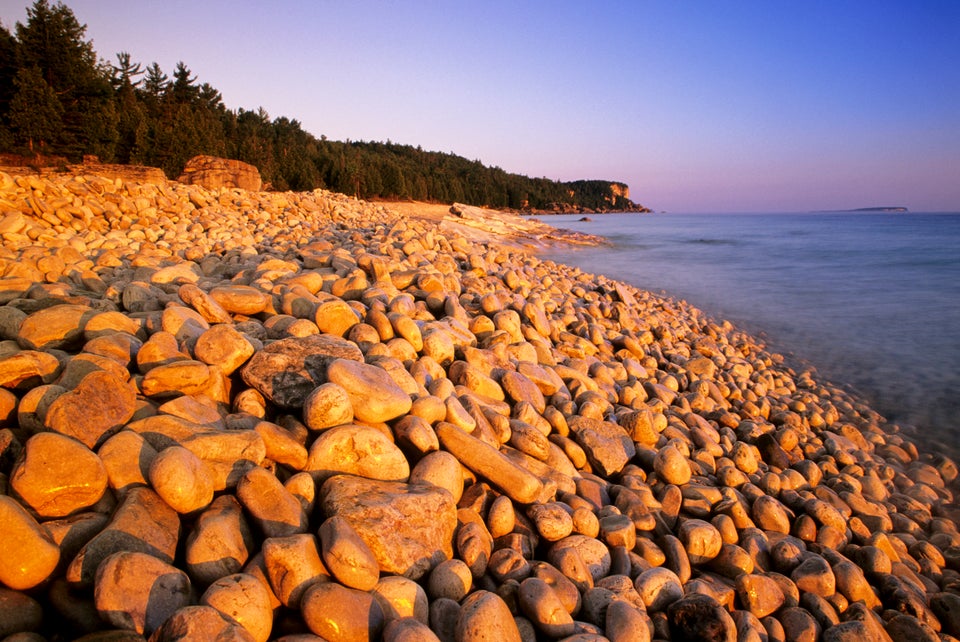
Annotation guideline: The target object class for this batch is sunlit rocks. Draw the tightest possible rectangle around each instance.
[0,495,60,590]
[320,475,456,580]
[325,358,412,423]
[93,551,192,636]
[10,432,107,517]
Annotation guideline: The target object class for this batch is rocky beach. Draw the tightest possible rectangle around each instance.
[0,168,957,642]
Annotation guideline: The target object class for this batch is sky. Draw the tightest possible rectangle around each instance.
[2,0,958,213]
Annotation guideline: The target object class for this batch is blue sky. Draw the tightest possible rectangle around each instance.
[2,0,958,212]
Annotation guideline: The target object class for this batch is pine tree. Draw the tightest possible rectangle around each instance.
[8,66,62,155]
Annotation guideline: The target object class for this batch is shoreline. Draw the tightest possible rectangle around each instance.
[0,171,957,640]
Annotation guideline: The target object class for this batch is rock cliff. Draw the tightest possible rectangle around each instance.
[178,155,262,191]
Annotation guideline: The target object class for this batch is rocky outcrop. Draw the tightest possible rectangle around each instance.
[178,155,262,192]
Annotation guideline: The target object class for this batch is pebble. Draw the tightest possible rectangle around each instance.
[10,431,108,517]
[0,170,958,641]
[93,551,192,636]
[301,581,384,642]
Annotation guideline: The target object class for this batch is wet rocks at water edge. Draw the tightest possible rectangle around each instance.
[0,168,957,641]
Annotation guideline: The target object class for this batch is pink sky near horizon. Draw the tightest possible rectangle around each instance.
[2,0,958,212]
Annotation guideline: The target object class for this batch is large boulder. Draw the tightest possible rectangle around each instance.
[178,155,262,191]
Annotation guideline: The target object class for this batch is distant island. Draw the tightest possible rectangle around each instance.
[814,206,909,213]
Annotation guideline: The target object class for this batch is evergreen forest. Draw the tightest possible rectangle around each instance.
[0,0,646,212]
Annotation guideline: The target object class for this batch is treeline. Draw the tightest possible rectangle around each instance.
[0,0,645,211]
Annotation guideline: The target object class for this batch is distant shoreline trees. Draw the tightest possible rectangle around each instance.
[0,0,647,212]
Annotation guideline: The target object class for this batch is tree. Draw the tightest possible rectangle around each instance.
[169,61,198,104]
[8,66,62,154]
[14,0,115,159]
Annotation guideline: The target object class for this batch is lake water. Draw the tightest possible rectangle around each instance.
[540,212,960,455]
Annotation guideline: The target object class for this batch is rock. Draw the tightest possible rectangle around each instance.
[306,424,410,483]
[427,559,473,602]
[178,155,262,191]
[148,605,256,641]
[931,592,960,637]
[93,551,192,636]
[302,382,354,430]
[318,515,380,591]
[194,324,255,375]
[0,586,43,637]
[735,573,786,618]
[148,445,215,514]
[653,442,692,486]
[17,304,92,350]
[678,518,723,565]
[0,349,61,389]
[325,358,412,423]
[409,450,464,503]
[241,334,363,408]
[518,576,576,638]
[634,567,684,612]
[98,430,157,493]
[568,415,636,476]
[456,591,522,642]
[373,575,430,623]
[0,495,60,590]
[320,475,456,580]
[261,534,330,609]
[185,495,254,586]
[301,581,384,642]
[67,487,181,587]
[140,360,212,398]
[383,617,442,642]
[667,593,736,642]
[10,432,108,517]
[200,573,274,642]
[208,285,269,316]
[791,554,836,597]
[43,368,136,448]
[236,465,308,537]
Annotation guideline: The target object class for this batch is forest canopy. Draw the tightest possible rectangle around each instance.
[0,0,646,212]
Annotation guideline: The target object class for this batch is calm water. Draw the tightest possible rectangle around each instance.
[541,212,960,454]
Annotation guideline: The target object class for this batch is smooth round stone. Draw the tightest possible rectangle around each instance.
[94,551,192,636]
[325,358,412,423]
[148,445,215,514]
[667,593,736,642]
[200,573,274,642]
[517,576,576,638]
[253,420,308,470]
[98,430,158,493]
[735,573,786,618]
[751,495,792,534]
[140,359,212,398]
[383,617,442,642]
[43,368,137,448]
[319,515,380,591]
[301,582,384,642]
[634,567,684,612]
[194,324,255,375]
[0,495,60,590]
[528,502,575,542]
[501,371,546,413]
[428,559,473,601]
[0,586,43,637]
[314,299,360,337]
[409,450,464,503]
[208,285,269,315]
[148,605,255,642]
[549,535,611,583]
[302,382,354,430]
[10,432,108,517]
[372,576,430,623]
[261,534,329,608]
[487,494,516,539]
[605,598,652,642]
[791,554,836,597]
[178,284,233,324]
[236,466,308,538]
[456,591,522,642]
[185,495,254,585]
[17,304,90,350]
[456,521,492,579]
[306,424,409,483]
[653,443,692,485]
[678,518,723,565]
[0,350,61,390]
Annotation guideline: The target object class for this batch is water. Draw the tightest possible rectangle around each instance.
[540,212,960,454]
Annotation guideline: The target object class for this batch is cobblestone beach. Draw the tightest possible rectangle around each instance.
[0,170,957,641]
